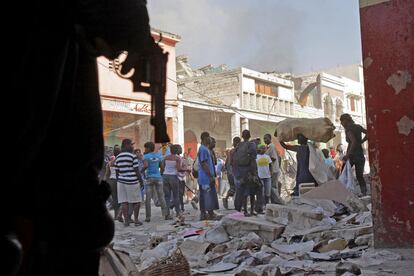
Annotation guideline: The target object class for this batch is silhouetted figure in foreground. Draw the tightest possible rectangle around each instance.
[6,1,153,275]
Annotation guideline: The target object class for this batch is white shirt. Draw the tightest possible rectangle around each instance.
[265,143,280,173]
[256,154,272,179]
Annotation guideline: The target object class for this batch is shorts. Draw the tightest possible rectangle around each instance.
[117,182,142,203]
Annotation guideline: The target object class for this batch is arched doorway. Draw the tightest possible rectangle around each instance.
[184,130,198,159]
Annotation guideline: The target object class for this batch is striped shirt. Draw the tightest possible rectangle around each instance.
[114,152,140,185]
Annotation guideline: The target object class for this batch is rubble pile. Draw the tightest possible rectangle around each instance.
[124,191,402,276]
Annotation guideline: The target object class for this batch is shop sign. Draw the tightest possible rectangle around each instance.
[102,98,151,115]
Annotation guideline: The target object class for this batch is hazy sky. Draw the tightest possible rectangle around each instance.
[147,0,363,74]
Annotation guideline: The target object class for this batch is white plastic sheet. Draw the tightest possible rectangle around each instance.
[339,161,355,192]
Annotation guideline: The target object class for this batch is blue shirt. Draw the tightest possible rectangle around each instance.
[198,145,215,189]
[158,146,171,158]
[144,152,163,178]
[216,158,224,178]
[324,157,335,168]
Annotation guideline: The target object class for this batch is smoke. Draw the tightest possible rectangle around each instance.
[147,0,361,73]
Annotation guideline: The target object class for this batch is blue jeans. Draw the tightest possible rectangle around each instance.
[145,178,168,219]
[260,177,272,208]
[163,175,181,216]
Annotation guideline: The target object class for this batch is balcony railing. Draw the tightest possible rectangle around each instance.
[242,92,294,116]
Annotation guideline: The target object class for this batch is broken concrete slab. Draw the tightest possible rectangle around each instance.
[265,204,324,230]
[317,239,348,253]
[204,224,230,244]
[355,234,373,246]
[308,249,362,261]
[302,180,367,213]
[179,239,211,264]
[290,197,338,217]
[355,212,372,225]
[282,224,333,243]
[347,249,402,268]
[271,240,315,255]
[336,261,361,275]
[305,225,372,243]
[222,250,252,264]
[199,262,238,273]
[240,232,263,250]
[221,214,285,243]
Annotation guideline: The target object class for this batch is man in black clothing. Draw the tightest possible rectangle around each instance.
[340,113,369,195]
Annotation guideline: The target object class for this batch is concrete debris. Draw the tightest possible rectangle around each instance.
[336,261,361,275]
[222,250,252,264]
[347,249,402,268]
[317,238,348,253]
[240,232,263,250]
[303,180,367,213]
[355,234,373,246]
[99,246,139,276]
[221,213,285,242]
[140,239,178,270]
[271,240,315,255]
[204,224,230,244]
[179,239,210,265]
[199,261,238,273]
[265,204,324,230]
[112,184,387,276]
[355,211,372,225]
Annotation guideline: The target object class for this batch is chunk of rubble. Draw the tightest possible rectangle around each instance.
[347,249,402,268]
[355,212,372,225]
[265,204,324,230]
[308,248,363,261]
[354,234,373,246]
[179,239,211,265]
[204,224,230,244]
[316,238,348,253]
[336,261,361,275]
[139,239,178,270]
[221,214,285,242]
[199,261,238,273]
[271,240,315,255]
[222,250,252,264]
[305,225,372,243]
[240,232,263,250]
[289,197,338,217]
[302,180,367,213]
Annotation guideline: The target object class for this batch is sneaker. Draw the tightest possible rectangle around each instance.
[134,220,143,226]
[165,214,173,220]
[123,221,130,227]
[145,218,151,223]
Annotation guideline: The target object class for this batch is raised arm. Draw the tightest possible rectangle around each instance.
[280,141,299,152]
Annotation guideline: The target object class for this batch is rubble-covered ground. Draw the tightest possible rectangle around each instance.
[111,187,414,276]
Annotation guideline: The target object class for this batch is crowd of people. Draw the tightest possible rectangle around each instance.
[102,113,368,226]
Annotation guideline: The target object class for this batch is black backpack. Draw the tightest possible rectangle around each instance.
[234,141,251,167]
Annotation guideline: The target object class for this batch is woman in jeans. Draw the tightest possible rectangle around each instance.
[162,145,182,218]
